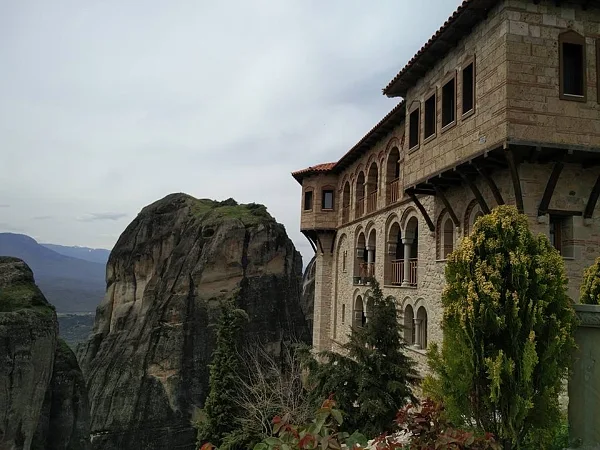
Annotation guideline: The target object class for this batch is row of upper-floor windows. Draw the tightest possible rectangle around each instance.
[408,57,475,151]
[408,31,600,151]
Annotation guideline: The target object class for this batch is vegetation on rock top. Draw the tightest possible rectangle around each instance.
[0,257,55,316]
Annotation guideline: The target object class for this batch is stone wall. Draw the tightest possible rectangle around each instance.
[401,1,510,187]
[505,0,600,147]
[300,173,340,231]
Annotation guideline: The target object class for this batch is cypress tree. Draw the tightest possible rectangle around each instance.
[305,278,416,438]
[197,298,248,447]
[426,205,577,449]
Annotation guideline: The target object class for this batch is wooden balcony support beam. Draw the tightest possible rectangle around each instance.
[433,185,460,227]
[505,147,524,213]
[538,161,564,216]
[406,189,436,232]
[473,163,505,206]
[584,174,600,219]
[457,170,491,214]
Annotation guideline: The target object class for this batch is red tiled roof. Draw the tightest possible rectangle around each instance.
[383,0,499,98]
[292,162,336,182]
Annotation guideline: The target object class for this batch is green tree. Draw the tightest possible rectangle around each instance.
[197,297,249,448]
[303,278,416,438]
[426,205,577,449]
[580,256,600,304]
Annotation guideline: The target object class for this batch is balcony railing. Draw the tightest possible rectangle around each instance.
[355,197,365,218]
[390,258,418,286]
[367,190,378,213]
[388,178,400,205]
[342,206,350,224]
[354,262,375,284]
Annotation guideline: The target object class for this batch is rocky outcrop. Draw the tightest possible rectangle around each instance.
[0,257,90,450]
[302,256,316,335]
[77,194,310,450]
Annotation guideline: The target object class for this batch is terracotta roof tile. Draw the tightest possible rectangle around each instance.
[383,0,499,97]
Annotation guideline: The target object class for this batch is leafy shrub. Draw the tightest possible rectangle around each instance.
[580,256,600,305]
[426,205,577,449]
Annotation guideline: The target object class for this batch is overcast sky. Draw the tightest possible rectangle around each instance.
[1,0,460,265]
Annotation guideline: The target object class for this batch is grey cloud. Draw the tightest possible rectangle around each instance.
[77,213,127,222]
[32,215,53,220]
[0,204,10,208]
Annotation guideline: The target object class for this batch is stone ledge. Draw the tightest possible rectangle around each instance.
[574,304,600,328]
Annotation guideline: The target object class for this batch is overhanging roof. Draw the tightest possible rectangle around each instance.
[383,0,500,98]
[292,102,405,184]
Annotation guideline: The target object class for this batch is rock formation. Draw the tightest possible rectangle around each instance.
[302,256,316,335]
[77,194,310,450]
[0,257,90,450]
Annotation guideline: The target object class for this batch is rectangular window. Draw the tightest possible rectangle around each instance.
[560,31,586,101]
[409,107,420,150]
[322,189,334,210]
[342,250,347,272]
[550,215,574,257]
[424,93,436,139]
[462,61,475,115]
[342,304,346,323]
[597,39,600,103]
[442,77,456,128]
[304,191,313,211]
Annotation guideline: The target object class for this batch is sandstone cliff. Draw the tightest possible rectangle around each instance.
[77,194,310,450]
[302,256,316,334]
[0,257,90,450]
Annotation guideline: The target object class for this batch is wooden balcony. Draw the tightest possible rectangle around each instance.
[388,178,400,205]
[355,197,365,218]
[390,258,418,286]
[342,206,350,224]
[367,190,378,213]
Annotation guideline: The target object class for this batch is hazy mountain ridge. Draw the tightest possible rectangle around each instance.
[42,243,111,264]
[0,233,105,312]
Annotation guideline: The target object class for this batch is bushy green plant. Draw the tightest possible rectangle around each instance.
[196,298,249,447]
[250,396,367,450]
[302,279,416,438]
[426,205,577,449]
[580,256,600,305]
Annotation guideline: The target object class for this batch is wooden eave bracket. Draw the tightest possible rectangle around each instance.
[406,189,436,232]
[538,160,565,217]
[504,146,524,213]
[584,174,600,219]
[457,169,491,214]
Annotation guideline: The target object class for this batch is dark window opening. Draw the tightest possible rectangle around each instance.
[409,108,420,149]
[563,43,584,96]
[322,189,334,210]
[462,62,475,114]
[304,191,313,211]
[442,78,456,127]
[424,93,436,139]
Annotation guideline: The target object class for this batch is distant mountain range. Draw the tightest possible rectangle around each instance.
[0,233,107,312]
[41,243,111,264]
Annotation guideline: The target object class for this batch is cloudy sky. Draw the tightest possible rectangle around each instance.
[1,0,459,265]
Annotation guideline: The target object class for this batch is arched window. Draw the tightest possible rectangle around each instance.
[355,172,365,218]
[342,181,351,224]
[353,296,365,329]
[443,218,454,259]
[354,233,367,285]
[366,163,379,213]
[386,222,404,285]
[416,306,428,349]
[404,217,419,286]
[403,305,415,345]
[464,200,484,235]
[386,147,401,205]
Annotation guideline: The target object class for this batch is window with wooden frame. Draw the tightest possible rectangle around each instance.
[597,39,600,104]
[424,90,437,140]
[441,73,457,129]
[559,30,586,101]
[303,190,313,211]
[322,188,334,210]
[408,105,420,150]
[462,57,476,116]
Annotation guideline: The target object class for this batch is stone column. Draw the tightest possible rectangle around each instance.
[413,318,422,349]
[366,245,374,279]
[402,237,413,286]
[569,304,600,449]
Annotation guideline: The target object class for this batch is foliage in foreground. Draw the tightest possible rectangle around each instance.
[426,205,577,449]
[580,256,600,305]
[196,298,249,447]
[301,279,417,438]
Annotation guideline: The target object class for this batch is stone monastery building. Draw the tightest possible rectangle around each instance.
[293,0,600,370]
